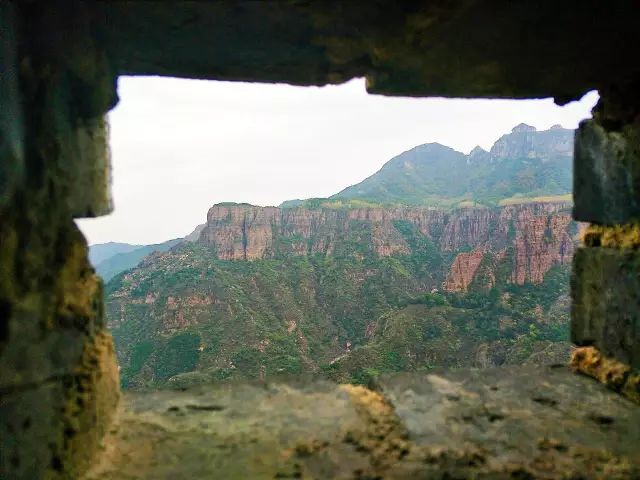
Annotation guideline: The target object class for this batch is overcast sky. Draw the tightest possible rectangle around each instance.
[76,77,598,246]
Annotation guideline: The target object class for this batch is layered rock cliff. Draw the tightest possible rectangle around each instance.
[105,124,580,389]
[199,201,578,291]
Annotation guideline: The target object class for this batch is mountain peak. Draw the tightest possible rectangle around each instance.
[413,142,455,153]
[468,146,491,164]
[511,123,537,133]
[303,122,573,207]
[470,145,488,155]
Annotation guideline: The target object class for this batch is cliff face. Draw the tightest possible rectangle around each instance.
[105,123,580,389]
[199,202,578,291]
[108,201,576,388]
[490,123,573,161]
[442,248,488,292]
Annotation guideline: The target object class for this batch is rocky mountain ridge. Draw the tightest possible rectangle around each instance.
[107,200,577,388]
[331,124,573,206]
[89,224,206,282]
[105,123,579,388]
[198,201,577,291]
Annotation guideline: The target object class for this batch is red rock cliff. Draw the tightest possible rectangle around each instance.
[198,202,579,289]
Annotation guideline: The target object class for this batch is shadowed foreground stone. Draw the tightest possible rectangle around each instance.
[84,366,639,479]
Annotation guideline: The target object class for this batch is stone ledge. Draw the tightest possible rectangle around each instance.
[84,366,639,479]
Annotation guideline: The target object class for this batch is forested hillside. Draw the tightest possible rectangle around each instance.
[330,124,573,207]
[107,202,576,388]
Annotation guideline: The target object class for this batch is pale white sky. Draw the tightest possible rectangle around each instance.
[77,77,598,246]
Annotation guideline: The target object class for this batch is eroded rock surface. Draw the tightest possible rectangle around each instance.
[85,366,640,479]
[200,202,577,289]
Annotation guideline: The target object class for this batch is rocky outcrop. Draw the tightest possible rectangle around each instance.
[511,206,575,284]
[443,203,579,291]
[490,124,573,161]
[443,247,487,291]
[199,202,578,289]
[200,204,444,260]
[183,224,206,243]
[332,125,574,206]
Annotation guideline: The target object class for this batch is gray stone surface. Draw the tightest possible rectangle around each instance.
[0,382,66,479]
[0,3,23,208]
[94,1,640,102]
[69,117,113,218]
[574,120,640,224]
[85,367,640,479]
[85,380,375,479]
[572,247,640,369]
[380,366,640,472]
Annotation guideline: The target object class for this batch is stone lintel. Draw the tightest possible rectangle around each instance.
[95,1,640,103]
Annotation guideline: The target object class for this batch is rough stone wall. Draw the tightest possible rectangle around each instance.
[1,0,639,478]
[0,4,119,478]
[572,87,640,397]
[92,1,640,103]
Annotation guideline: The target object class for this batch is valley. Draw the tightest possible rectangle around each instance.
[99,124,579,388]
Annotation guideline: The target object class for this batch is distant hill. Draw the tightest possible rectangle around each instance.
[300,124,573,208]
[88,242,143,266]
[95,239,182,282]
[89,224,206,282]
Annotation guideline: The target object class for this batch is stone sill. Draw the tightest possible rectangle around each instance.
[84,365,640,479]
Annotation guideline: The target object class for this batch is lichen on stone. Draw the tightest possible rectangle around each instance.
[339,384,410,472]
[570,346,639,404]
[582,222,640,249]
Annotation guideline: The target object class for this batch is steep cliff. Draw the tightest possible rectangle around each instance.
[107,201,577,388]
[198,201,577,290]
[105,124,580,388]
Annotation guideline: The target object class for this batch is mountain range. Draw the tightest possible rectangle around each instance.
[283,123,573,209]
[89,225,205,281]
[100,124,578,389]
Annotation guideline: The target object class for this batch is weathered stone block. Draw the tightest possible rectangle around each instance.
[20,2,117,218]
[0,224,103,389]
[0,331,119,479]
[378,365,640,469]
[85,367,640,479]
[0,381,67,478]
[68,117,113,218]
[574,119,640,224]
[572,247,640,369]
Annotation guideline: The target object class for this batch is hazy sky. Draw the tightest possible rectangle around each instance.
[76,77,598,246]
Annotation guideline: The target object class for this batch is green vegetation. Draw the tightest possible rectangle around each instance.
[108,126,575,389]
[109,237,571,389]
[155,333,201,380]
[327,128,573,208]
[328,267,571,384]
[95,238,182,281]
